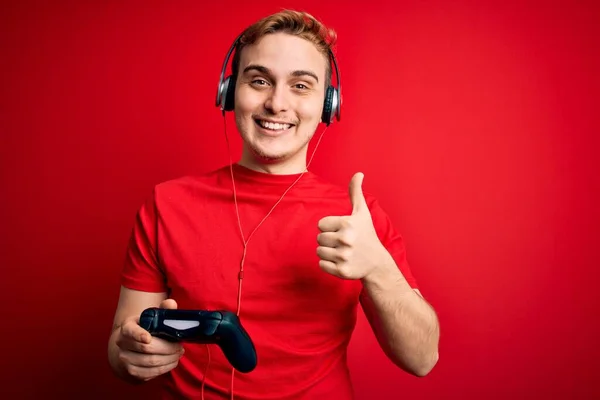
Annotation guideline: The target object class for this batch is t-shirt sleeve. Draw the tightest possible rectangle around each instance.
[121,189,168,293]
[367,197,419,289]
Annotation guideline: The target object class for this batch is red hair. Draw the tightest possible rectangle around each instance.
[231,10,337,87]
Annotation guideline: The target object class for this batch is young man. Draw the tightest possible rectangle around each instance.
[108,9,439,400]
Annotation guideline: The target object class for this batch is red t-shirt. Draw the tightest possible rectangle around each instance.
[121,164,418,400]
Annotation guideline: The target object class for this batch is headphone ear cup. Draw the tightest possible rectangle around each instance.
[221,76,236,112]
[322,85,334,125]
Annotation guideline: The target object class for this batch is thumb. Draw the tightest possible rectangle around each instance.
[159,298,178,310]
[349,172,367,214]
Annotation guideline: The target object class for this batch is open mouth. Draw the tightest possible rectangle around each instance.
[254,118,295,132]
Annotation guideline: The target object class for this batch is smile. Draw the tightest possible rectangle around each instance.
[254,118,294,132]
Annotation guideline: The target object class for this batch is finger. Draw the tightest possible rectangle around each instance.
[121,348,184,368]
[121,319,152,344]
[318,216,345,232]
[160,298,178,309]
[349,172,367,214]
[316,232,340,248]
[319,259,342,278]
[122,336,184,355]
[317,246,348,263]
[125,359,180,381]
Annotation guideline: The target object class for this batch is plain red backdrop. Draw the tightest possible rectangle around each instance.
[1,0,599,399]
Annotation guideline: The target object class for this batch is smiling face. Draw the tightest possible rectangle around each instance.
[233,32,329,174]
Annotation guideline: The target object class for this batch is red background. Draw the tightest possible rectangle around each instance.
[1,1,599,399]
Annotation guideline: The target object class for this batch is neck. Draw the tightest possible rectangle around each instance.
[238,148,308,175]
[237,159,307,175]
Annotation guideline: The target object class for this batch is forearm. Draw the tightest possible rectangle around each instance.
[360,256,439,376]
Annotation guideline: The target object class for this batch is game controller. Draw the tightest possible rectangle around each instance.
[139,308,257,373]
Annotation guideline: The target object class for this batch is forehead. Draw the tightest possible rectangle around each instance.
[239,33,328,78]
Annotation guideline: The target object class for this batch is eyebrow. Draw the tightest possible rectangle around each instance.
[242,64,319,83]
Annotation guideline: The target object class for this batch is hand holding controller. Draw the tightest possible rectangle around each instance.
[111,299,184,383]
[139,307,258,373]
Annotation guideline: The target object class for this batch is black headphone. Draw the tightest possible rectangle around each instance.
[215,33,342,126]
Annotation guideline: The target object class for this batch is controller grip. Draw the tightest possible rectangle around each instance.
[218,312,258,373]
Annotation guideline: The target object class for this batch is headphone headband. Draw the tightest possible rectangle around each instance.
[215,33,243,109]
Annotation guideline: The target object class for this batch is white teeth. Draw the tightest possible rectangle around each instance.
[258,120,291,131]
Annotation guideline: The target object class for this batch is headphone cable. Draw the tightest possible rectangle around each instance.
[199,115,328,400]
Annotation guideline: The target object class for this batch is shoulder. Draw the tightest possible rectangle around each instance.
[152,165,229,199]
[128,166,232,217]
[362,191,395,232]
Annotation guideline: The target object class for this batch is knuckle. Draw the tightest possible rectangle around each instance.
[121,319,134,330]
[339,248,352,262]
[157,362,175,376]
[125,364,139,378]
[319,261,335,276]
[139,342,152,353]
[147,355,161,368]
[338,265,352,278]
[118,351,128,364]
[338,235,351,247]
[120,326,134,340]
[141,373,154,382]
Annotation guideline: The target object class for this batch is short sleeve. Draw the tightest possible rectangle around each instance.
[121,190,168,292]
[367,197,419,289]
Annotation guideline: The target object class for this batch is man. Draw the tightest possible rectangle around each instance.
[108,9,439,400]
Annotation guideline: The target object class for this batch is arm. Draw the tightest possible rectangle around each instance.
[107,286,171,383]
[109,188,184,383]
[316,173,439,375]
[359,255,439,377]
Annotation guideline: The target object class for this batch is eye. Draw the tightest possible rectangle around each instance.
[251,79,268,86]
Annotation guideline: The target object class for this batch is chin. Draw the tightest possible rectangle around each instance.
[247,136,294,159]
[250,148,289,164]
[237,123,312,166]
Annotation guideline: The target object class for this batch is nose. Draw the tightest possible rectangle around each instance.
[264,84,289,114]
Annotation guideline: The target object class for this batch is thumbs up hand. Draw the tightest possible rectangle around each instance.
[317,172,392,280]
